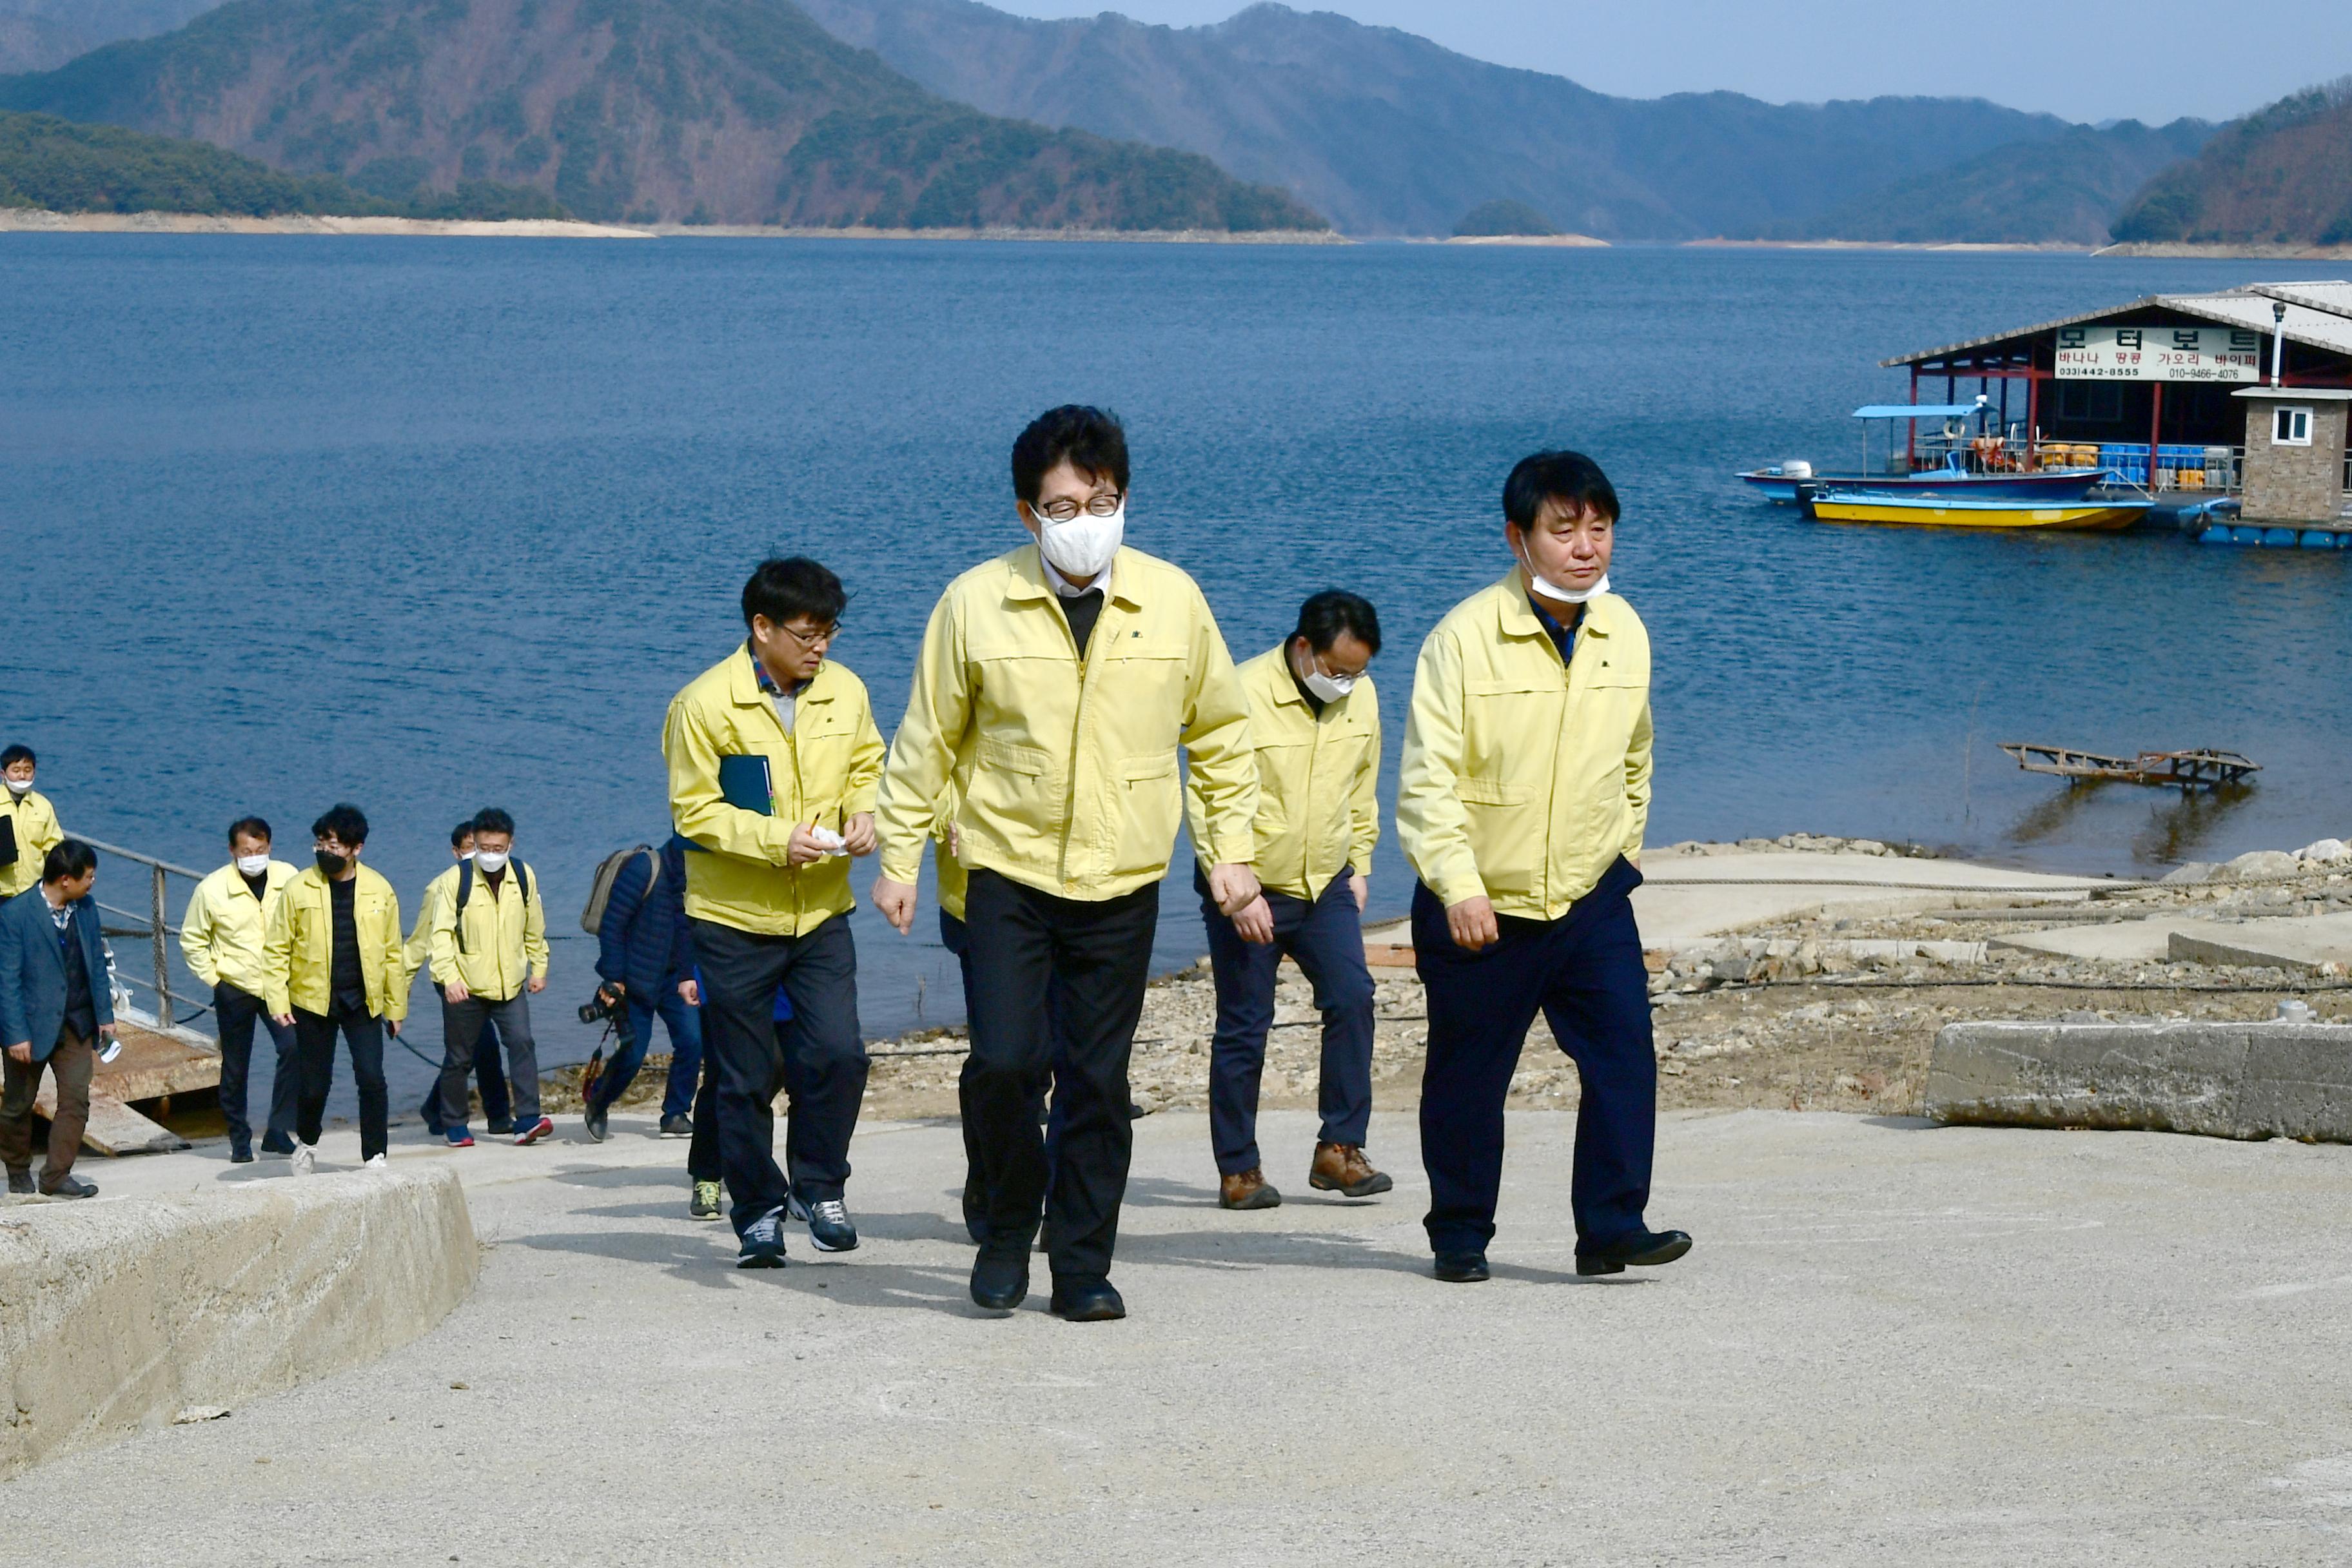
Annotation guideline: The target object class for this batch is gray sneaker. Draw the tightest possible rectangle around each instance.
[736,1206,788,1269]
[805,1198,859,1253]
[659,1113,692,1139]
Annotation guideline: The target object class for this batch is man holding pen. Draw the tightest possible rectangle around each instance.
[1397,450,1689,1285]
[871,404,1262,1323]
[664,556,884,1268]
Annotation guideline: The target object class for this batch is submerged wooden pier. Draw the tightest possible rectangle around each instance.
[1999,743,2261,791]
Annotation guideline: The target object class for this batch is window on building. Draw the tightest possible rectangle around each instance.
[2273,406,2313,446]
[2056,382,2127,424]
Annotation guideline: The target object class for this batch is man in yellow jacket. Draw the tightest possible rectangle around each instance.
[0,745,63,899]
[427,807,551,1147]
[1186,590,1389,1212]
[262,803,407,1175]
[404,819,514,1135]
[1397,450,1689,1285]
[872,405,1262,1322]
[665,556,885,1268]
[180,816,300,1162]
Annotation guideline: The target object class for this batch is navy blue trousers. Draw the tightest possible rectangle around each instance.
[1197,865,1375,1175]
[1413,856,1655,1256]
[591,984,704,1121]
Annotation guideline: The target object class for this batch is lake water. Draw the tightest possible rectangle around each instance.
[3,237,2346,1113]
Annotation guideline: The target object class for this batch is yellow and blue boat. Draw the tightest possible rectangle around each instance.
[1798,487,2150,531]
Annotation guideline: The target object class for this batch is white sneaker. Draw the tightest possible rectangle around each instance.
[363,1153,388,1172]
[291,1142,317,1177]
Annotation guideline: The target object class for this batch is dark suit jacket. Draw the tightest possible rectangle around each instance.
[0,885,113,1061]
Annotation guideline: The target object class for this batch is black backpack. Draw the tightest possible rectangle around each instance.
[453,857,532,954]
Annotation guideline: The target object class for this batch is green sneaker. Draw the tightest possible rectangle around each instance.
[690,1179,722,1222]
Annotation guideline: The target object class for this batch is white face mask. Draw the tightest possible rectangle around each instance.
[475,849,511,874]
[1302,666,1357,703]
[235,853,271,877]
[3,778,31,799]
[1520,547,1610,605]
[1035,501,1125,580]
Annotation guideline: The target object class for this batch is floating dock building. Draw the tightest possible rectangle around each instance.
[1886,281,2352,544]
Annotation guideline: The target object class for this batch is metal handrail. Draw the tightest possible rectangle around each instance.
[77,834,212,1041]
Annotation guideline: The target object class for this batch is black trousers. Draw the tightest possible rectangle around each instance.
[214,981,298,1152]
[1413,856,1656,1255]
[963,868,1158,1284]
[692,915,866,1235]
[293,1001,387,1161]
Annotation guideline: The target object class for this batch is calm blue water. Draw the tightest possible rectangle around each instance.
[3,237,2346,1113]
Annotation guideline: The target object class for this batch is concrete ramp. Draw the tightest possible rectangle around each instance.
[0,1168,476,1480]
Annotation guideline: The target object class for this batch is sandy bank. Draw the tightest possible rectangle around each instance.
[1687,237,2091,253]
[1442,232,1608,247]
[0,208,654,238]
[0,209,1346,243]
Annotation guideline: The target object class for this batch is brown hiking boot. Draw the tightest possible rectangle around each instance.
[1309,1142,1394,1199]
[1219,1168,1282,1210]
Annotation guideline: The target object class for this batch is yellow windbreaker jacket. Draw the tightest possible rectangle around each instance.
[876,545,1259,903]
[262,865,408,1021]
[402,865,458,984]
[1397,570,1652,921]
[180,859,299,997]
[1187,645,1380,900]
[427,859,549,1002]
[0,789,62,897]
[665,647,886,937]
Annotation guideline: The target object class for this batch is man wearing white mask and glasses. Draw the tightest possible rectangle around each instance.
[872,404,1261,1323]
[1397,449,1689,1286]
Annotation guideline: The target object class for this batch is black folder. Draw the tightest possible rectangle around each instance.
[717,754,774,816]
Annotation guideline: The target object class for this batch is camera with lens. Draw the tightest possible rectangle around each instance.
[579,983,625,1026]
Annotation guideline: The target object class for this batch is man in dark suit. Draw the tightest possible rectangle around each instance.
[0,839,115,1199]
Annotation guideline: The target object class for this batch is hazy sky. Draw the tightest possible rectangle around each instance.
[1001,0,2352,125]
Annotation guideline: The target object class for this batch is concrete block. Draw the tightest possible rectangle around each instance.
[1928,1019,2352,1141]
[2166,912,2352,971]
[0,1168,476,1480]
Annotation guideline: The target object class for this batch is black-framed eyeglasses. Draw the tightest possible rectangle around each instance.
[778,622,841,650]
[1032,493,1124,523]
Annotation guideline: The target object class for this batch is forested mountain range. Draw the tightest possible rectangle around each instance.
[0,0,219,74]
[0,0,1325,229]
[2112,81,2352,248]
[1766,119,2215,246]
[794,0,2086,239]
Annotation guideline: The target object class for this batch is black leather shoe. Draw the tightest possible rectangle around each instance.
[1576,1228,1693,1276]
[230,1143,255,1164]
[6,1168,32,1195]
[41,1173,97,1199]
[1433,1250,1490,1283]
[259,1132,297,1156]
[970,1248,1029,1311]
[1049,1278,1126,1322]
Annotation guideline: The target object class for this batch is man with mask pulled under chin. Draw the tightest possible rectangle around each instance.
[1396,449,1690,1286]
[871,404,1262,1324]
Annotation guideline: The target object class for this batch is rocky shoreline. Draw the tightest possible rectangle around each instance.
[549,834,2352,1141]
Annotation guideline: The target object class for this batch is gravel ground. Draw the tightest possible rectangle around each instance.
[546,834,2352,1128]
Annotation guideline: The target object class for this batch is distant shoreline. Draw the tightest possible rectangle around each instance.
[2093,240,2352,261]
[12,212,2343,258]
[0,209,1348,244]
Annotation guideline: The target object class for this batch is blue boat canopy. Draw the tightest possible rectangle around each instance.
[1852,402,1984,420]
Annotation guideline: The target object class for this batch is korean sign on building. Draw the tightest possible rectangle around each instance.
[2053,324,2262,382]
